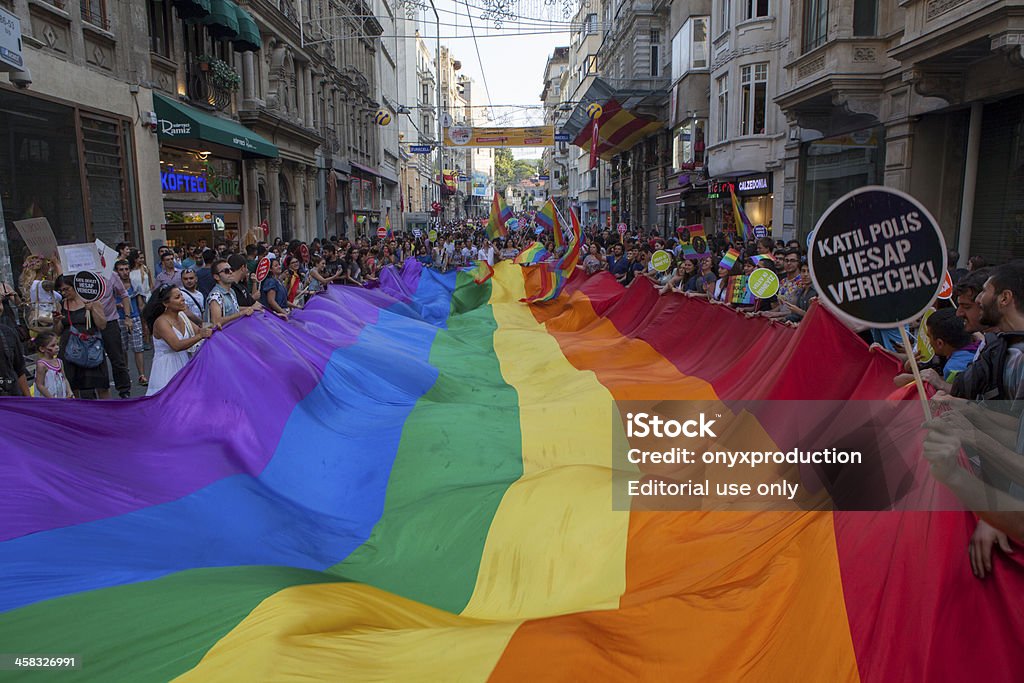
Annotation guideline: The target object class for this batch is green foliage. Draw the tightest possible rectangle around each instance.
[494,150,543,190]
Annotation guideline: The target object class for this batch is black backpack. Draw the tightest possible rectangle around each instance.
[951,331,1024,402]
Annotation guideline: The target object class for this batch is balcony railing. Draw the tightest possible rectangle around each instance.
[186,58,235,112]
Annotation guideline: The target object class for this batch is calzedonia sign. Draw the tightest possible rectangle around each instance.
[808,186,945,328]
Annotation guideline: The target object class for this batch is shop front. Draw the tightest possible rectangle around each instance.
[350,162,382,237]
[705,172,775,237]
[153,92,277,249]
[0,86,141,281]
[799,126,885,241]
[160,147,244,249]
[734,172,774,232]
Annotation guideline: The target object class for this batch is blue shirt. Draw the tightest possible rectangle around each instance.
[117,284,140,319]
[607,255,629,276]
[260,277,288,309]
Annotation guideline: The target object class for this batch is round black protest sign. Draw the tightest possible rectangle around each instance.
[73,270,105,302]
[808,186,945,328]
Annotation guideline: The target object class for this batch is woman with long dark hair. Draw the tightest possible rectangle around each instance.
[55,275,110,399]
[142,284,211,396]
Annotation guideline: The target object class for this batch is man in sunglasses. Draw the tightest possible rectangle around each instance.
[207,259,255,327]
[227,253,262,311]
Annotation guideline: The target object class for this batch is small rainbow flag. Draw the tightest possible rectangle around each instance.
[536,200,563,249]
[719,248,740,272]
[728,275,756,305]
[750,253,775,266]
[514,242,550,265]
[731,191,754,242]
[384,212,393,238]
[488,192,510,240]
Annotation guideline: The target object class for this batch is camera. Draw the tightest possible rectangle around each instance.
[9,68,32,89]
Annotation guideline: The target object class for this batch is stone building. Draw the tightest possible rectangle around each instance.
[776,0,1024,254]
[0,0,164,280]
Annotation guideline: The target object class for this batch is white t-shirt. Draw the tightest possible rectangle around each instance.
[481,246,495,266]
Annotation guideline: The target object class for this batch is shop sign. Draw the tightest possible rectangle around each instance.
[735,173,772,196]
[162,170,207,193]
[706,181,734,200]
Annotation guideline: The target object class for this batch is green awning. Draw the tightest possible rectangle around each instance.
[153,92,278,159]
[232,4,261,52]
[172,0,211,19]
[202,0,239,39]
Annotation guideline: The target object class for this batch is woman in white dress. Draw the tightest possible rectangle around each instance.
[141,284,212,396]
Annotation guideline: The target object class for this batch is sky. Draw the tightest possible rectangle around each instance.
[412,0,571,159]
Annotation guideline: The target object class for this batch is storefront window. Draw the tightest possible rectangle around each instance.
[0,90,137,284]
[800,125,885,237]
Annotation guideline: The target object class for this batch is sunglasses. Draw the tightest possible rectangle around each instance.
[218,268,234,275]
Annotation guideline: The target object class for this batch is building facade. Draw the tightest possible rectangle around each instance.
[777,0,1024,257]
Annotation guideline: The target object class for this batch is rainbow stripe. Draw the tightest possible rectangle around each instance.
[0,261,1020,681]
[751,253,775,265]
[514,242,549,265]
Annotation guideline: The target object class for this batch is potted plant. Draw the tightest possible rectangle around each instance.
[208,57,241,92]
[197,54,213,72]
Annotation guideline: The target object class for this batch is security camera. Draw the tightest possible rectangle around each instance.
[9,68,31,89]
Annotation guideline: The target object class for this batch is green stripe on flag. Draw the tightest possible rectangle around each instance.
[332,273,524,613]
[0,567,336,683]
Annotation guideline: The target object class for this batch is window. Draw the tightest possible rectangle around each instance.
[746,0,769,19]
[853,0,877,36]
[586,54,598,75]
[81,0,107,29]
[802,0,828,52]
[740,63,768,135]
[691,17,709,69]
[583,13,597,35]
[672,17,709,81]
[422,83,429,103]
[553,84,561,96]
[718,0,732,33]
[650,30,661,77]
[717,75,729,140]
[147,0,172,56]
[673,119,707,169]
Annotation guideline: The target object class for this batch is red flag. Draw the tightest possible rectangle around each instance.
[589,120,599,170]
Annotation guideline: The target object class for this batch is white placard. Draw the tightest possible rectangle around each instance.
[58,243,100,274]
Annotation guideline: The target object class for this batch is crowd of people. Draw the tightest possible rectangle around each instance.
[0,215,1022,578]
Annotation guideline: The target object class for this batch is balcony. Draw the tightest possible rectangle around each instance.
[185,57,238,112]
[776,38,894,135]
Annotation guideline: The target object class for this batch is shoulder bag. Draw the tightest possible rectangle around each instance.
[63,308,105,368]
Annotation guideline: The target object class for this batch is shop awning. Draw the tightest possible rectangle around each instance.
[172,0,211,20]
[232,4,261,52]
[202,0,239,39]
[655,189,684,206]
[153,92,278,159]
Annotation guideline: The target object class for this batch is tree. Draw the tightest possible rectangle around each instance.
[495,148,515,190]
[495,150,544,190]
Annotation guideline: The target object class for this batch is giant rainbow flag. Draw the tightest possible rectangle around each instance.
[0,260,1022,681]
